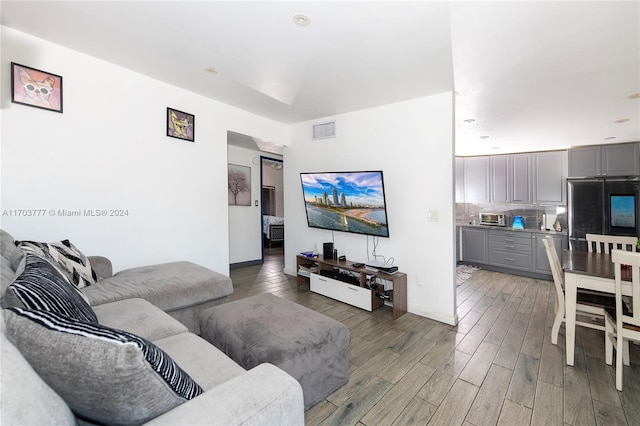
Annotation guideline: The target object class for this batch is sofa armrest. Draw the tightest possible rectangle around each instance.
[88,256,113,280]
[145,363,304,426]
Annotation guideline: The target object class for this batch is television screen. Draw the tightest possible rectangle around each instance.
[610,194,636,229]
[300,171,390,237]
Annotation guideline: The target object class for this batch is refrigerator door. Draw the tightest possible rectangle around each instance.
[568,179,604,251]
[604,178,640,236]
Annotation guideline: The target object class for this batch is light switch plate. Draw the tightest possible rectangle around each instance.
[427,210,439,222]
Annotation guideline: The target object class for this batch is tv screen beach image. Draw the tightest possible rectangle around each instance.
[300,171,389,237]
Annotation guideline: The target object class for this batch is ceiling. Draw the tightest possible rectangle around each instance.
[2,1,638,156]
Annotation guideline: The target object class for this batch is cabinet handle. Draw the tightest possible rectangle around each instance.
[347,287,358,291]
[318,278,327,282]
[505,239,514,242]
[505,258,515,261]
[505,245,514,248]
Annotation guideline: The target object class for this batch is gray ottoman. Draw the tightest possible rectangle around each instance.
[199,293,351,410]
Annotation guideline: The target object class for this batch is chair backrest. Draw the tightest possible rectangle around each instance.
[611,249,640,329]
[542,236,565,300]
[586,234,638,254]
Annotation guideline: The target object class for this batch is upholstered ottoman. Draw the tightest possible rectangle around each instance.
[199,293,350,410]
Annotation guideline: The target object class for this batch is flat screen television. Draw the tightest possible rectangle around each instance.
[609,194,636,230]
[300,171,390,237]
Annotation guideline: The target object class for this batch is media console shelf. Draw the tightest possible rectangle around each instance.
[296,254,407,320]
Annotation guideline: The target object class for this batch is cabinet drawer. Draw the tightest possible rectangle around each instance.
[340,284,372,311]
[310,274,340,299]
[488,240,531,252]
[489,249,531,270]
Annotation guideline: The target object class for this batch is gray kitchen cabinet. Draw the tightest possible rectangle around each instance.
[602,143,640,176]
[455,157,465,202]
[461,227,487,264]
[460,226,566,280]
[464,156,490,203]
[511,154,532,204]
[568,143,639,177]
[489,154,531,204]
[532,233,567,275]
[533,151,567,205]
[488,229,531,271]
[490,156,510,203]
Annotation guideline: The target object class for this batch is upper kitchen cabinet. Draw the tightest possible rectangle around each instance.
[490,156,510,203]
[455,157,465,202]
[464,156,490,203]
[533,151,567,205]
[511,154,533,204]
[568,143,640,177]
[602,143,640,176]
[490,154,532,204]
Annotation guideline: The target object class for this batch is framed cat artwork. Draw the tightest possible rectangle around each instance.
[166,107,195,142]
[11,63,63,113]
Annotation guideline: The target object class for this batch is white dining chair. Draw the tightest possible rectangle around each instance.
[604,249,640,391]
[543,236,616,345]
[586,234,638,254]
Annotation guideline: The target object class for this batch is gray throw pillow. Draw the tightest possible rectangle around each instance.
[15,239,97,288]
[4,308,204,425]
[3,254,98,324]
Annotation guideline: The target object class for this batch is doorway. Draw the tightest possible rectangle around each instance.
[261,157,284,259]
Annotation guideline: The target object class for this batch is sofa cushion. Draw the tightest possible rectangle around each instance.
[93,298,188,341]
[4,308,204,425]
[15,239,97,288]
[152,332,246,391]
[83,261,233,312]
[3,254,98,324]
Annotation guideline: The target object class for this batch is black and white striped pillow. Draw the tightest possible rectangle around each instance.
[16,239,97,288]
[5,254,98,324]
[4,308,204,425]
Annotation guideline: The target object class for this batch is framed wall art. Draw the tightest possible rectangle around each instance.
[228,164,251,206]
[11,62,63,113]
[167,107,195,142]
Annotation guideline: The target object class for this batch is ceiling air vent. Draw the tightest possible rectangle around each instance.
[312,121,336,140]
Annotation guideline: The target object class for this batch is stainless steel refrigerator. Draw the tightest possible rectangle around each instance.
[567,177,640,251]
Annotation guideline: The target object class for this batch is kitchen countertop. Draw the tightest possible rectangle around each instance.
[457,223,568,236]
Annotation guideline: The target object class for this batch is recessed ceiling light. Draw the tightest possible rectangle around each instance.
[604,136,616,140]
[293,13,310,26]
[629,93,640,99]
[480,135,490,139]
[463,119,475,124]
[204,67,218,75]
[614,118,630,123]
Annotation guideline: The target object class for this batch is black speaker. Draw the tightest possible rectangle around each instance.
[323,242,334,260]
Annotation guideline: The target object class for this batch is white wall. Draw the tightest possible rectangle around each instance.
[284,94,457,324]
[1,27,287,274]
[227,145,262,264]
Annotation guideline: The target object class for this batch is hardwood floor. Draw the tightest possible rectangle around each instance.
[230,249,640,425]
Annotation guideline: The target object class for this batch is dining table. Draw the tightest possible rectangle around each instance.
[562,249,633,366]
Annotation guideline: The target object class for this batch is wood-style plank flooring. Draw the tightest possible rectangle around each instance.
[229,249,640,425]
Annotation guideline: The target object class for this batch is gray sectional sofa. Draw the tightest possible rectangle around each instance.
[0,229,304,425]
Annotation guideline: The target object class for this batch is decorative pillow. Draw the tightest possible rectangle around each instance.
[4,308,204,425]
[15,239,97,288]
[3,254,98,324]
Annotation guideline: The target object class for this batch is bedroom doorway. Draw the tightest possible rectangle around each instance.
[261,157,284,260]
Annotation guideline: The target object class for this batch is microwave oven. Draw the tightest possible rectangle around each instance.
[479,213,506,226]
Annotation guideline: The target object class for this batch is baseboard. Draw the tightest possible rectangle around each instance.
[409,306,458,326]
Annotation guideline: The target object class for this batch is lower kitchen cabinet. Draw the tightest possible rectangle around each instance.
[532,233,568,275]
[460,226,567,280]
[488,230,531,271]
[461,227,488,264]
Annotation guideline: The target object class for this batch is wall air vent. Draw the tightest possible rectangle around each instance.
[312,120,336,140]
